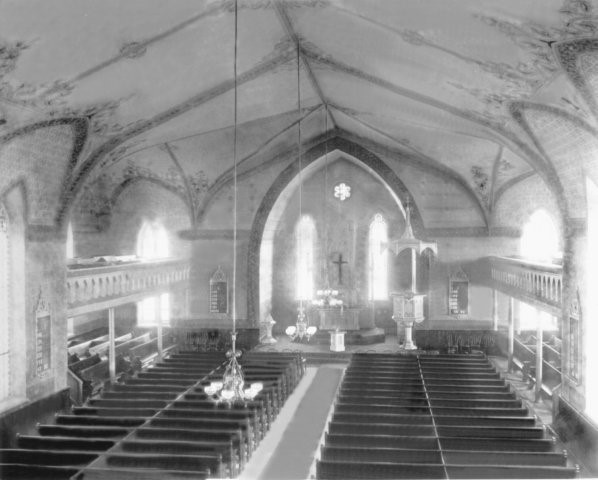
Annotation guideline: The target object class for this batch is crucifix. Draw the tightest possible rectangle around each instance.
[332,253,348,285]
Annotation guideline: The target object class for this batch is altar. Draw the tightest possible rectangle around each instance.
[317,307,360,330]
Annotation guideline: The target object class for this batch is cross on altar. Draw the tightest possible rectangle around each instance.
[333,253,348,285]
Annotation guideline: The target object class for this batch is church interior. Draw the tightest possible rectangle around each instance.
[2,0,598,478]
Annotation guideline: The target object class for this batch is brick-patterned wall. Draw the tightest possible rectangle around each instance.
[492,173,563,234]
[74,179,192,258]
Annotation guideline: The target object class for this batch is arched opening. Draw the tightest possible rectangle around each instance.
[252,142,416,329]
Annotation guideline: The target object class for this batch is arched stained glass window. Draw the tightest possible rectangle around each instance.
[369,214,388,301]
[296,215,316,301]
[0,203,10,400]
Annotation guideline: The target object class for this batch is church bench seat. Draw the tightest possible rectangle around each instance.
[55,415,147,427]
[134,427,247,465]
[70,354,102,375]
[108,383,185,393]
[443,464,578,479]
[100,391,179,401]
[335,402,432,415]
[435,425,545,439]
[75,467,209,479]
[332,412,536,427]
[316,460,447,479]
[17,435,116,451]
[105,452,223,477]
[88,398,170,409]
[0,463,81,479]
[431,406,529,416]
[325,433,439,450]
[120,439,236,475]
[429,398,523,408]
[72,406,159,417]
[160,409,264,441]
[124,378,196,387]
[328,422,437,437]
[37,424,130,439]
[0,448,98,466]
[320,446,443,464]
[442,449,567,466]
[148,416,255,447]
[341,387,516,401]
[338,394,429,406]
[439,436,556,451]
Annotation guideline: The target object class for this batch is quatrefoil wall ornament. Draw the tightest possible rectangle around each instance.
[333,182,351,201]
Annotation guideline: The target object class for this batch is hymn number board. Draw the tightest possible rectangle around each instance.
[448,268,469,316]
[35,289,52,377]
[210,266,228,314]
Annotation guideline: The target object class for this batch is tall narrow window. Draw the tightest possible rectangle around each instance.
[136,221,171,325]
[137,221,169,260]
[520,210,561,263]
[296,215,316,301]
[369,214,388,301]
[0,203,10,400]
[586,177,598,422]
[518,209,561,332]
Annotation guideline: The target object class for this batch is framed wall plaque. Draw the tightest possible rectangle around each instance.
[448,268,469,316]
[209,266,228,314]
[35,289,52,377]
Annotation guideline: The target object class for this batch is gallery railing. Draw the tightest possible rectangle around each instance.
[67,258,190,316]
[488,256,562,314]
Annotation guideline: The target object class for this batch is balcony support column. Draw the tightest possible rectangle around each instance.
[492,289,499,331]
[108,307,116,383]
[535,319,543,402]
[157,298,163,362]
[508,297,515,373]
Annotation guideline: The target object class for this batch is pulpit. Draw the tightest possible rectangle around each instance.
[391,291,426,350]
[317,307,360,330]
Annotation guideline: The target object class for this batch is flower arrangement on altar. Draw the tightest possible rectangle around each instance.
[312,289,343,307]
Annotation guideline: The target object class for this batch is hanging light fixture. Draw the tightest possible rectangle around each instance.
[286,41,317,343]
[204,0,262,403]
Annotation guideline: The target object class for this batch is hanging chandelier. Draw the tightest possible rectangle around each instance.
[286,41,318,344]
[204,0,262,403]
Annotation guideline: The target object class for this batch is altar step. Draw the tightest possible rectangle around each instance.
[312,328,385,346]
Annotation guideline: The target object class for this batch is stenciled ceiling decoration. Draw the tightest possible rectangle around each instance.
[2,0,598,225]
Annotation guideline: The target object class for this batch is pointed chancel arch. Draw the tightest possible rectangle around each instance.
[369,213,389,301]
[248,137,422,325]
[586,176,598,422]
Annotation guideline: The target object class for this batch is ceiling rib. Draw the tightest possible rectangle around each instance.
[273,0,337,129]
[488,145,504,211]
[61,49,294,219]
[46,1,232,92]
[164,142,197,224]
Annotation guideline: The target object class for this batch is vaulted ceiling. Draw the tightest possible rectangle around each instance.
[1,0,597,226]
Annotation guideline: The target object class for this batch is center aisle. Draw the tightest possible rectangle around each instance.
[240,366,344,480]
